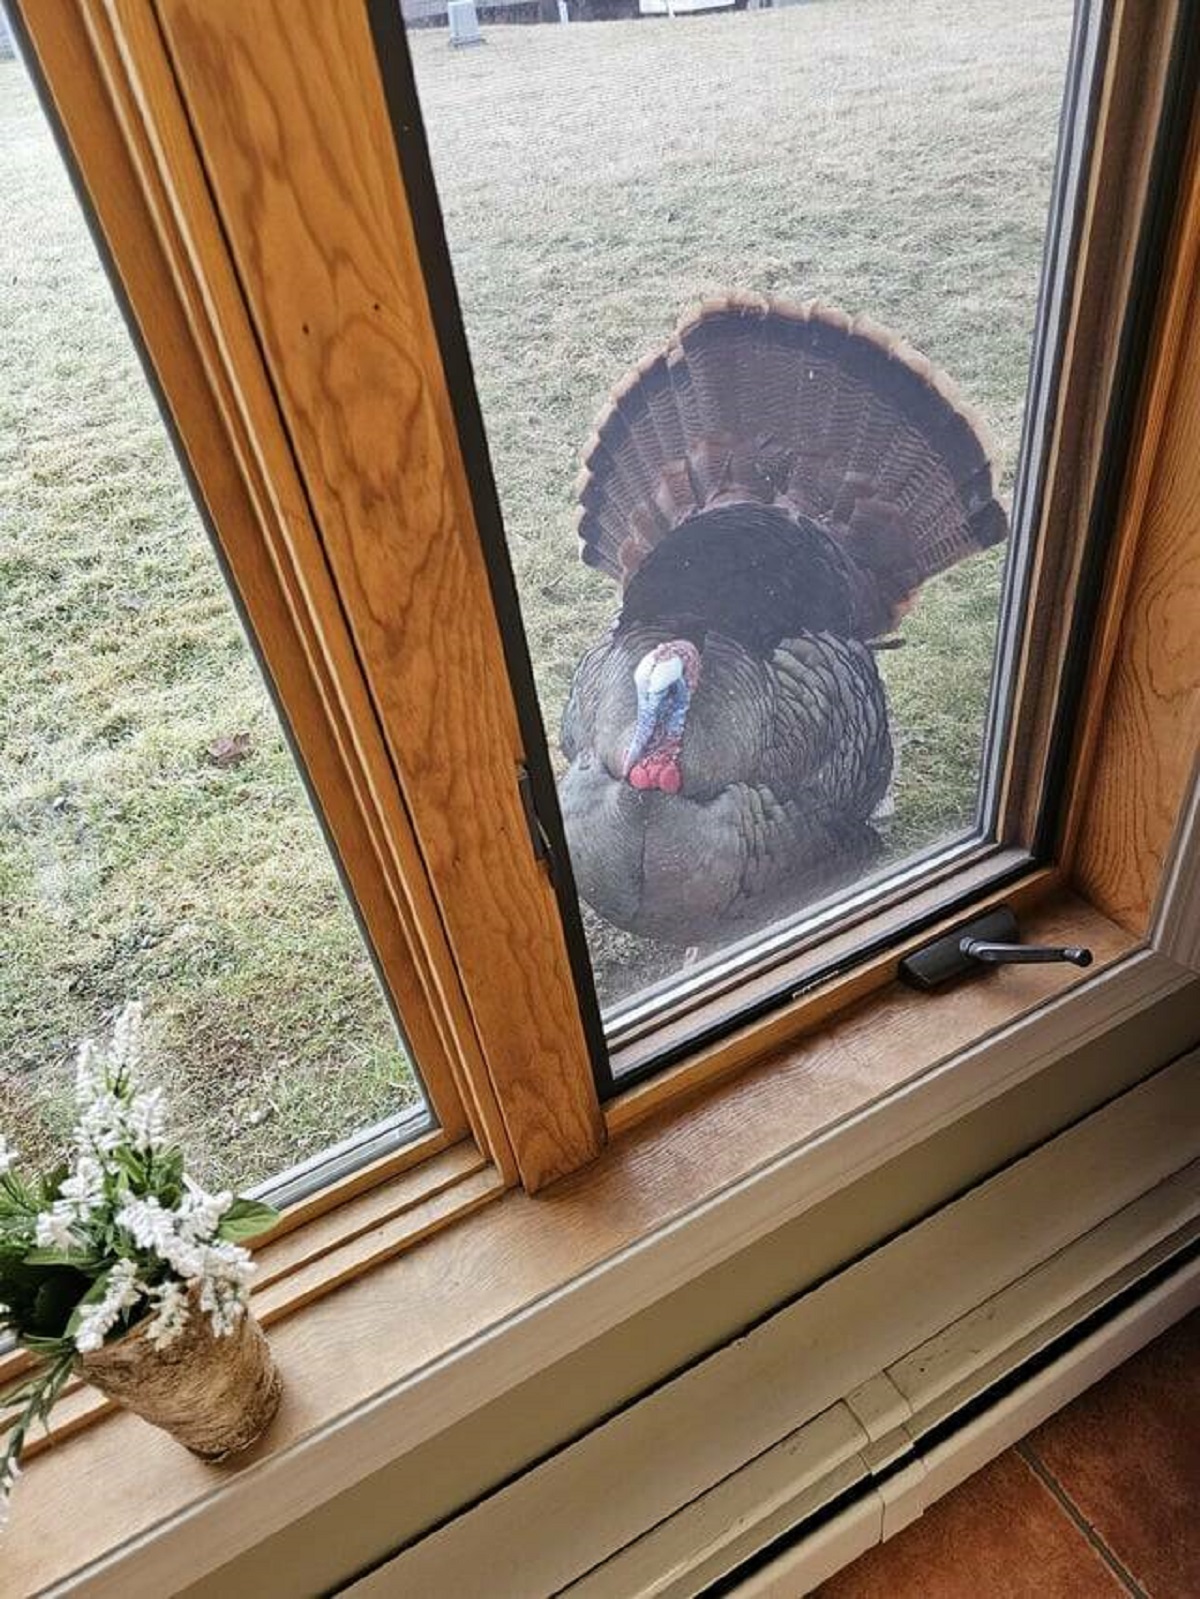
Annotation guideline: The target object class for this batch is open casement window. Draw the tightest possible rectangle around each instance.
[2,0,1199,1582]
[368,0,1197,1097]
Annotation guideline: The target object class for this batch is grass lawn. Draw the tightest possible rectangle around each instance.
[410,0,1074,1005]
[1,0,1073,1183]
[0,63,419,1190]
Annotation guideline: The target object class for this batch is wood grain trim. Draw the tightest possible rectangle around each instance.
[0,889,1139,1508]
[608,863,1059,1134]
[997,1,1183,849]
[152,0,605,1191]
[1067,108,1200,930]
[17,0,527,1178]
[1061,92,1200,856]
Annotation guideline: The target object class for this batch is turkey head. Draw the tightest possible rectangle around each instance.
[559,297,1007,947]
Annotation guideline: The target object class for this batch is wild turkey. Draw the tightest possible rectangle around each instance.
[559,295,1007,947]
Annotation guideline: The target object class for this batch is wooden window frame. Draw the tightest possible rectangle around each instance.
[120,0,1192,1146]
[2,0,1199,1582]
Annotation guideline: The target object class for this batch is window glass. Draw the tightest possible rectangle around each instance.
[0,50,424,1191]
[403,0,1077,1034]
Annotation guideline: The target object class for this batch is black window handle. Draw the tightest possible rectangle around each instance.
[900,905,1094,990]
[958,937,1093,969]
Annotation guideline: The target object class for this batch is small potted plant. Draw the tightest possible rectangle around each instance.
[0,1003,281,1527]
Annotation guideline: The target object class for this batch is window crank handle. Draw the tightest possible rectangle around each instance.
[958,938,1093,969]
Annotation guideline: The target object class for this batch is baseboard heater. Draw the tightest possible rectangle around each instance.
[703,1237,1200,1598]
[347,1054,1200,1598]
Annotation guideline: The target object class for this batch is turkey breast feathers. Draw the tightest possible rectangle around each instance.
[561,624,892,942]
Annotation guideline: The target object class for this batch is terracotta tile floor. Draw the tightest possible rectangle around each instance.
[814,1307,1200,1598]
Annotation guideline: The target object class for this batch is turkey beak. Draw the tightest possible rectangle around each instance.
[623,693,660,778]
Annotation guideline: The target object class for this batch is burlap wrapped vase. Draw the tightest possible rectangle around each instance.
[76,1298,281,1461]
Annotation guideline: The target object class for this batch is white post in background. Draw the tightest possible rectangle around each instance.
[447,0,484,45]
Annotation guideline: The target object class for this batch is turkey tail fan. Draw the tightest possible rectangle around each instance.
[574,294,1008,636]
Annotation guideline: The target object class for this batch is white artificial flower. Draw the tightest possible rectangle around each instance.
[59,1153,106,1213]
[190,1237,255,1339]
[127,1088,166,1154]
[73,1035,105,1108]
[0,1451,21,1529]
[38,1154,108,1247]
[178,1178,233,1243]
[198,1272,247,1339]
[73,1258,145,1355]
[76,1092,130,1159]
[107,1000,143,1078]
[35,1205,80,1253]
[116,1194,254,1339]
[146,1279,190,1351]
[0,1135,14,1177]
[117,1195,187,1263]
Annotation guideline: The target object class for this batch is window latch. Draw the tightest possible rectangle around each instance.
[517,764,557,882]
[899,904,1093,991]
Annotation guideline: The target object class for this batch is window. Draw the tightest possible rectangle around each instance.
[0,36,437,1197]
[5,0,1193,1194]
[381,0,1181,1088]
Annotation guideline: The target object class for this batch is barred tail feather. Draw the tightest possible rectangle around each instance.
[575,295,1007,634]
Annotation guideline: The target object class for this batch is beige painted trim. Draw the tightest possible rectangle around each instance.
[734,1259,1200,1598]
[352,1055,1200,1597]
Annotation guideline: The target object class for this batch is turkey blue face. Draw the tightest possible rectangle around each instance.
[624,641,701,794]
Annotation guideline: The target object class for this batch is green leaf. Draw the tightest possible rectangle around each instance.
[216,1198,279,1243]
[38,1162,70,1206]
[24,1245,100,1270]
[0,1225,34,1257]
[152,1147,185,1204]
[0,1167,43,1217]
[13,1332,74,1360]
[111,1147,147,1186]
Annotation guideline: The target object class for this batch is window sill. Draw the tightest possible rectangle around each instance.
[5,893,1188,1594]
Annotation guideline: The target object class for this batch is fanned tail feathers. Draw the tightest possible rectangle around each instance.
[575,295,1007,635]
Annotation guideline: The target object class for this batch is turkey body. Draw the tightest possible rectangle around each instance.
[561,592,892,945]
[559,297,1007,947]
